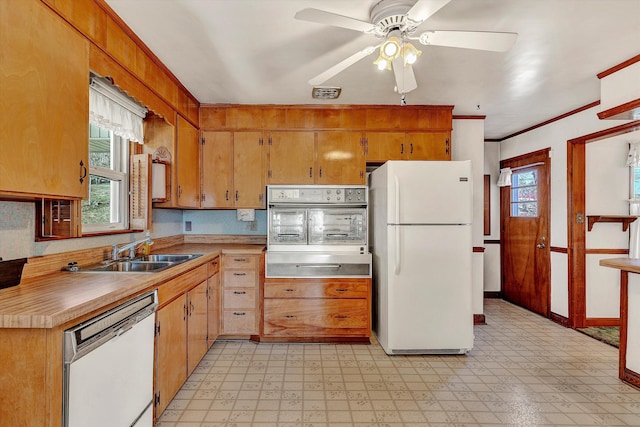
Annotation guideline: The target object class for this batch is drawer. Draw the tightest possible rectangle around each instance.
[263,299,369,336]
[207,257,220,277]
[223,288,256,309]
[264,278,369,299]
[223,269,257,287]
[222,254,258,270]
[157,265,208,306]
[223,310,257,334]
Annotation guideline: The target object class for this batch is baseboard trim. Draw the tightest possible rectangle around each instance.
[622,367,640,390]
[550,312,570,327]
[474,314,486,325]
[484,291,502,299]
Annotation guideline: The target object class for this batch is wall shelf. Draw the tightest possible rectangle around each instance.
[587,215,638,232]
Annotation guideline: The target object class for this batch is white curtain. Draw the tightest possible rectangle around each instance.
[627,142,640,167]
[89,77,147,143]
[497,167,512,187]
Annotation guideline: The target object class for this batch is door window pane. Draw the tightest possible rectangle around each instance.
[511,169,538,217]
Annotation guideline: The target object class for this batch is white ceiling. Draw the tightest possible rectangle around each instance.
[105,0,640,140]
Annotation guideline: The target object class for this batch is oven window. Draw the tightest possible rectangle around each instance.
[308,209,367,245]
[269,209,307,244]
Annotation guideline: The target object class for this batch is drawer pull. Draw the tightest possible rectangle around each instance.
[284,288,296,292]
[232,312,246,316]
[233,272,247,276]
[284,315,296,319]
[233,291,247,295]
[335,289,348,292]
[334,315,348,319]
[233,258,247,262]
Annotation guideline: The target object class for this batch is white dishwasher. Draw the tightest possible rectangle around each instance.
[63,290,157,427]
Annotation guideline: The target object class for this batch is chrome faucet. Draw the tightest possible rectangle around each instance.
[111,235,154,261]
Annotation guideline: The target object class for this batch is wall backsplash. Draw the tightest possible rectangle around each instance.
[0,201,266,260]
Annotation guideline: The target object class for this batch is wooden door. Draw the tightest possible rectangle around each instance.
[201,131,233,208]
[0,0,89,199]
[187,281,208,375]
[268,131,315,184]
[365,132,405,163]
[501,151,551,317]
[176,115,200,207]
[406,132,451,160]
[155,295,187,417]
[207,271,221,347]
[317,131,365,184]
[234,131,265,208]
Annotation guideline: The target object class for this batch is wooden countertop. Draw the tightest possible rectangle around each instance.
[0,243,264,329]
[600,257,640,274]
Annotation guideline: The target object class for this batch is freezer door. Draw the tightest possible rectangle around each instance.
[385,160,472,225]
[382,224,473,353]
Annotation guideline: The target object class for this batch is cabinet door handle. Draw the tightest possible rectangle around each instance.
[445,138,450,156]
[189,301,195,316]
[79,160,87,184]
[178,185,183,198]
[284,315,296,319]
[225,190,229,201]
[335,288,348,293]
[235,190,239,202]
[410,143,413,154]
[233,312,246,316]
[319,167,323,178]
[400,143,404,154]
[233,291,246,295]
[284,288,296,293]
[233,258,247,262]
[233,272,247,276]
[309,167,313,178]
[334,315,348,319]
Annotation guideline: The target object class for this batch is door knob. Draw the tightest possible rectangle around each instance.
[537,236,546,249]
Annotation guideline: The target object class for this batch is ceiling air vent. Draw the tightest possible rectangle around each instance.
[312,86,341,100]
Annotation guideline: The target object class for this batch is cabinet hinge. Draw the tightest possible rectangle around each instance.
[268,170,272,179]
[201,137,205,145]
[259,193,264,202]
[155,321,160,336]
[202,193,206,202]
[268,136,272,145]
[154,392,161,408]
[259,137,263,146]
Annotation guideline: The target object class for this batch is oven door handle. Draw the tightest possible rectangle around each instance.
[296,264,342,269]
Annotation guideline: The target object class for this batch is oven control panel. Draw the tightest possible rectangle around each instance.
[268,186,367,204]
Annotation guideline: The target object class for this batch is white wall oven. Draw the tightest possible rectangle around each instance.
[266,185,371,278]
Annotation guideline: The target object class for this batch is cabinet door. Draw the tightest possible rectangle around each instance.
[406,132,451,160]
[268,131,315,184]
[176,115,200,207]
[207,271,221,347]
[187,281,208,375]
[201,131,233,208]
[155,295,187,417]
[234,131,265,208]
[365,132,406,162]
[317,132,365,184]
[0,0,89,198]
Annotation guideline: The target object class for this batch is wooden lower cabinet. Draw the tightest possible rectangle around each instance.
[262,278,371,341]
[186,281,208,375]
[220,253,263,336]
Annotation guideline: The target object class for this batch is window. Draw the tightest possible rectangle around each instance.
[81,123,129,232]
[631,166,640,200]
[510,169,538,217]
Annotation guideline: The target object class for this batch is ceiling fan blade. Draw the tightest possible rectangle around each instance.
[406,0,452,24]
[308,45,380,86]
[417,30,518,51]
[295,8,376,33]
[392,57,418,94]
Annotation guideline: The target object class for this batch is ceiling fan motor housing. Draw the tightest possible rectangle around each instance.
[370,0,416,35]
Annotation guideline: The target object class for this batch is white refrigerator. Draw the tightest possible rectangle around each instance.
[369,160,474,355]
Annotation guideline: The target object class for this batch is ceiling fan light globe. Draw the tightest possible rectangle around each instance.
[384,41,398,57]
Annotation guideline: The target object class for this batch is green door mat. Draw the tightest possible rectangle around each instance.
[577,326,620,348]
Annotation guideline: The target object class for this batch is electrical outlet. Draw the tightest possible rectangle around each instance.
[250,220,257,231]
[185,221,192,231]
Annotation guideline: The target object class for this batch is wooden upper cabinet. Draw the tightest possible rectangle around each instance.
[233,131,265,208]
[406,132,451,160]
[201,131,265,208]
[268,131,316,185]
[201,131,233,208]
[317,132,365,184]
[0,0,89,199]
[365,132,406,163]
[176,115,200,208]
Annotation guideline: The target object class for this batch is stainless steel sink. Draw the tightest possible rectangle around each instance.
[74,253,203,273]
[133,254,202,263]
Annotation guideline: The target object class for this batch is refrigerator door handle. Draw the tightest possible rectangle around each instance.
[394,226,401,275]
[394,175,400,223]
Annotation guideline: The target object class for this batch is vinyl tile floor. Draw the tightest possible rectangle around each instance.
[155,299,640,426]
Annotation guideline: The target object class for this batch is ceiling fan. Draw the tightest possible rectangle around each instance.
[295,0,518,95]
